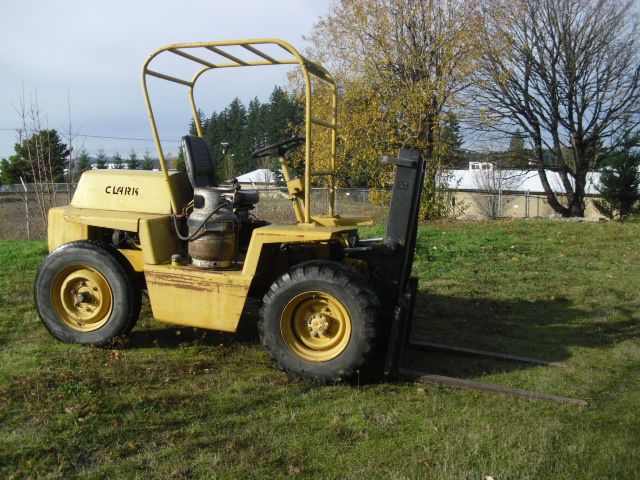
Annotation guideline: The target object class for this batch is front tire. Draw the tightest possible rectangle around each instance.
[259,261,380,383]
[34,241,141,345]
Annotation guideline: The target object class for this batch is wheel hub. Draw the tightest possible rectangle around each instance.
[307,312,330,337]
[51,265,113,332]
[74,291,94,307]
[280,291,352,362]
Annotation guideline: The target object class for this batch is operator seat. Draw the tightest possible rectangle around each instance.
[181,135,259,208]
[181,135,218,188]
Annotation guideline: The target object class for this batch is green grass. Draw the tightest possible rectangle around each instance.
[1,220,639,479]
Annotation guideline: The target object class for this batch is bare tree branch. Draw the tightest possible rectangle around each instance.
[472,0,640,216]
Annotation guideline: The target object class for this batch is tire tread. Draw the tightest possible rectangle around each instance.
[259,260,380,383]
[34,240,142,345]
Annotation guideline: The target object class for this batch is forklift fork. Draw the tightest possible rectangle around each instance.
[375,149,587,406]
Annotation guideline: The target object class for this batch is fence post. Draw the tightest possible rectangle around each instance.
[19,177,30,241]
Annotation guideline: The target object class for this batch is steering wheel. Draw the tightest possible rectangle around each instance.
[251,136,305,158]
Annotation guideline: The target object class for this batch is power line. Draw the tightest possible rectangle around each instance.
[0,128,181,143]
[76,133,180,143]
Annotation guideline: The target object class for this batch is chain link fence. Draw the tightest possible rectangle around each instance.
[0,183,77,240]
[252,187,387,224]
[454,190,603,220]
[0,183,604,240]
[0,185,388,240]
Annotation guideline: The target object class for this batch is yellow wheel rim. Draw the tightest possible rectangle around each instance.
[50,264,113,332]
[280,291,352,362]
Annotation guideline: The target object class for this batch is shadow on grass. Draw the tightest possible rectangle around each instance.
[123,309,261,350]
[120,289,637,381]
[123,327,231,349]
[401,290,640,378]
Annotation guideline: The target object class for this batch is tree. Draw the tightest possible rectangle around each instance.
[142,149,154,170]
[0,154,29,184]
[474,0,640,217]
[594,150,640,219]
[244,97,267,160]
[6,129,70,183]
[189,109,207,136]
[127,150,140,170]
[11,93,71,229]
[74,149,92,181]
[112,152,124,169]
[195,87,302,179]
[440,113,464,167]
[506,129,529,168]
[265,87,303,145]
[204,111,226,177]
[176,144,186,173]
[472,161,525,218]
[95,149,108,169]
[224,98,249,172]
[303,0,480,217]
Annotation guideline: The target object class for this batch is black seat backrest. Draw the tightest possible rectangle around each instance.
[181,135,218,188]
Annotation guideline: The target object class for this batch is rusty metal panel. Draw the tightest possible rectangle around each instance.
[144,264,252,332]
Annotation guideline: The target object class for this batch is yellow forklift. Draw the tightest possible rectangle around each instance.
[34,39,425,382]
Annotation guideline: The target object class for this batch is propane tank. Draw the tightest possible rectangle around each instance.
[188,187,236,269]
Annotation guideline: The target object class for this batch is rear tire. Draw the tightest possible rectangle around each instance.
[259,260,380,383]
[34,241,141,345]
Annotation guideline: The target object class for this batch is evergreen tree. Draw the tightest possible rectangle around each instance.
[3,129,70,182]
[0,154,29,184]
[194,85,303,178]
[507,129,529,168]
[595,150,640,219]
[440,113,463,167]
[112,152,124,169]
[245,97,266,153]
[225,98,249,172]
[75,149,93,181]
[188,109,207,135]
[142,149,154,170]
[266,86,303,145]
[95,149,108,169]
[204,111,226,178]
[176,144,186,173]
[127,150,140,170]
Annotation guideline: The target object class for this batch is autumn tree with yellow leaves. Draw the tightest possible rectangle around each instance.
[297,0,480,218]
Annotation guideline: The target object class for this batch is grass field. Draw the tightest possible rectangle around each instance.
[1,220,639,479]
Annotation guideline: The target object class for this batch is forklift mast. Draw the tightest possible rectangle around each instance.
[376,148,427,378]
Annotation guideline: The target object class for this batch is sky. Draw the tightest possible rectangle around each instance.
[0,0,331,159]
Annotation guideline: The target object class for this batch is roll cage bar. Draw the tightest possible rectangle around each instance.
[141,38,338,223]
